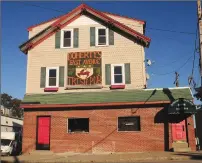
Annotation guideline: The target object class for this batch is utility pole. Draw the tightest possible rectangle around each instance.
[197,0,202,82]
[174,72,179,87]
[193,0,202,151]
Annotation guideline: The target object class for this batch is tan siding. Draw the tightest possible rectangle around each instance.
[26,16,146,94]
[29,20,56,38]
[28,14,144,38]
[105,14,144,34]
[68,15,99,26]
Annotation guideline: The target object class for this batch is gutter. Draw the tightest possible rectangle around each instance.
[20,100,171,109]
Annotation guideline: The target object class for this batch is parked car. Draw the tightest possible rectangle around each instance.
[1,132,22,156]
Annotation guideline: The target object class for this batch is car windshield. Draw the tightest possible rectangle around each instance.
[1,139,11,146]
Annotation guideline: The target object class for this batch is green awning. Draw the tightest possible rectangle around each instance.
[22,87,193,105]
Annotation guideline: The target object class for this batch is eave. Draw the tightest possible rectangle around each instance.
[21,101,170,109]
[27,11,146,32]
[19,4,151,54]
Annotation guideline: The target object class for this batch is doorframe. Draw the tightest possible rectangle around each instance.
[185,118,190,147]
[36,115,51,150]
[171,119,187,142]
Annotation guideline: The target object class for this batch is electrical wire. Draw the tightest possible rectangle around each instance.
[152,55,191,68]
[18,2,198,36]
[191,28,198,77]
[126,24,196,35]
[151,55,193,76]
[18,2,199,77]
[19,2,67,13]
[147,27,196,35]
[151,27,198,76]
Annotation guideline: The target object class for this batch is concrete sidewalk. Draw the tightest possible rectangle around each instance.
[1,151,202,163]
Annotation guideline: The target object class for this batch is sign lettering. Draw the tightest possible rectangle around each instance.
[67,51,102,86]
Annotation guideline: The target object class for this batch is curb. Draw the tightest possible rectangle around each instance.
[1,155,192,163]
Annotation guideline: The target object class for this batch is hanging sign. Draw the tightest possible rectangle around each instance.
[67,51,102,86]
[168,98,196,114]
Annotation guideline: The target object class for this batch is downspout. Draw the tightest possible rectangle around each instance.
[189,87,200,150]
[193,111,200,150]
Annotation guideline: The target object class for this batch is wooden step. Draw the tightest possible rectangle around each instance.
[172,142,189,148]
[29,150,54,155]
[173,147,191,152]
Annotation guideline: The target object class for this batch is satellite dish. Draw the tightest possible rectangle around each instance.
[145,59,154,66]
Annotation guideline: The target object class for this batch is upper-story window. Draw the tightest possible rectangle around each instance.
[96,27,109,46]
[61,29,73,48]
[46,67,59,87]
[111,64,125,85]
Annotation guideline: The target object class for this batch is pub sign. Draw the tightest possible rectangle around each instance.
[168,98,196,114]
[67,51,102,86]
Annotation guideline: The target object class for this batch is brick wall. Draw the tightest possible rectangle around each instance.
[22,107,195,153]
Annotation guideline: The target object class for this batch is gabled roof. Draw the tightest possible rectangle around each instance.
[27,11,146,31]
[19,4,151,54]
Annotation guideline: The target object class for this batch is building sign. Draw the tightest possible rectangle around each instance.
[67,51,102,86]
[168,98,196,114]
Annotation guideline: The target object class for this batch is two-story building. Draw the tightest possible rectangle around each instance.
[20,4,196,153]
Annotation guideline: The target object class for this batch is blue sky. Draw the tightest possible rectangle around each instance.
[1,1,200,101]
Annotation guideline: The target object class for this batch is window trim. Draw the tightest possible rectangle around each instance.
[96,27,109,46]
[60,29,73,48]
[117,116,141,132]
[111,64,125,85]
[45,67,59,88]
[67,118,89,134]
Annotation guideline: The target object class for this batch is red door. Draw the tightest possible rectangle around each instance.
[36,117,50,150]
[172,120,186,141]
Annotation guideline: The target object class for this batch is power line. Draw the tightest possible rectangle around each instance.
[126,24,197,35]
[151,29,198,76]
[18,2,197,36]
[152,54,192,68]
[151,55,193,76]
[19,2,67,13]
[147,27,196,35]
[188,27,198,88]
[191,28,198,77]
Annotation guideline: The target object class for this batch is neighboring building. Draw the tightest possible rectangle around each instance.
[196,108,202,150]
[1,105,23,133]
[1,105,11,116]
[19,4,196,153]
[1,115,23,132]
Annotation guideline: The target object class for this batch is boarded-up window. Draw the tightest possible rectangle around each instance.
[68,118,89,133]
[118,116,140,131]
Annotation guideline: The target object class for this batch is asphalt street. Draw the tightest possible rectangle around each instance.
[137,161,202,163]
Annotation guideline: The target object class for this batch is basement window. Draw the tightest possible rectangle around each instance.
[118,116,140,132]
[68,118,89,133]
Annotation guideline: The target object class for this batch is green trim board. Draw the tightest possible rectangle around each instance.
[22,87,193,105]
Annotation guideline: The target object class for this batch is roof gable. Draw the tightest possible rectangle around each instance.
[27,11,145,32]
[19,3,151,54]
